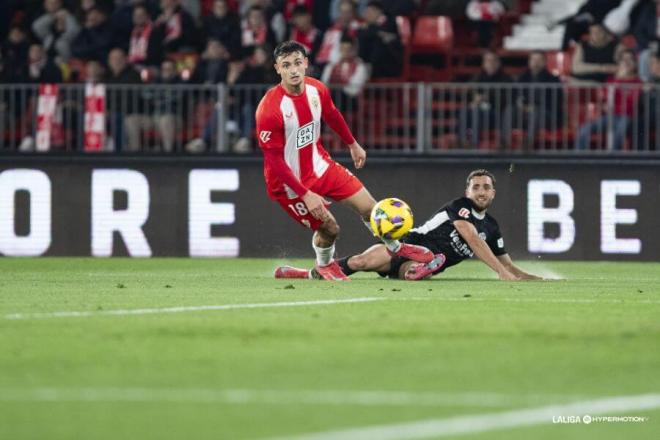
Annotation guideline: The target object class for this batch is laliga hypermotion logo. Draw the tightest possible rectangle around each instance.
[259,131,272,143]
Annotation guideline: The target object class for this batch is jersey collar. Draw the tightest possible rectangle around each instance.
[471,208,486,220]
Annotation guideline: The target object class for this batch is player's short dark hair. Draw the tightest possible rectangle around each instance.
[466,169,496,187]
[273,41,307,61]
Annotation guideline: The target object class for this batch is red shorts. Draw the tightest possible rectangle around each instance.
[275,162,364,230]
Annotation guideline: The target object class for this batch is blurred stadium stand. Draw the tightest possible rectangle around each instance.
[1,0,659,155]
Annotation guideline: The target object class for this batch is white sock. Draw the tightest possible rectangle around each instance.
[362,219,401,252]
[313,234,335,267]
[381,237,401,253]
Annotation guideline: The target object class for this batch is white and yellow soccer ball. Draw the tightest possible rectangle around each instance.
[370,198,414,240]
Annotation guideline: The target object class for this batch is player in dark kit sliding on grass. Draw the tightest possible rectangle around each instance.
[257,41,433,281]
[276,169,542,281]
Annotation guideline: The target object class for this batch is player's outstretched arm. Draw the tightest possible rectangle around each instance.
[497,254,543,280]
[454,220,519,281]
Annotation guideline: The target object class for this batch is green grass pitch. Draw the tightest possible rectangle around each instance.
[0,258,659,439]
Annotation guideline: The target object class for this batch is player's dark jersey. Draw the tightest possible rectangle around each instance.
[402,197,506,270]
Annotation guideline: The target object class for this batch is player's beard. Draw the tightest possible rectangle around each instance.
[472,196,492,212]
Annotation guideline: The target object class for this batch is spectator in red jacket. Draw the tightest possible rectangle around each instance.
[321,36,368,112]
[149,0,199,63]
[577,49,643,150]
[127,4,154,68]
[289,6,322,67]
[241,5,278,57]
[317,0,362,68]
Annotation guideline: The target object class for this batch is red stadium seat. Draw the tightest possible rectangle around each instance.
[411,16,454,80]
[411,16,453,53]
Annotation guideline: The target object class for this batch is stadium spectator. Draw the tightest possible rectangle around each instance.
[258,41,433,280]
[144,59,182,152]
[25,43,64,83]
[149,0,198,64]
[31,0,81,64]
[202,0,242,59]
[635,48,660,149]
[289,6,322,68]
[276,170,541,281]
[570,23,623,83]
[503,51,563,149]
[630,0,659,81]
[12,44,63,152]
[1,26,30,82]
[185,44,277,154]
[227,45,279,152]
[110,0,159,50]
[316,0,361,68]
[240,0,287,44]
[241,6,278,58]
[1,26,31,149]
[85,59,105,82]
[357,0,403,79]
[127,4,155,68]
[283,0,314,21]
[548,0,620,51]
[104,48,144,152]
[71,6,114,62]
[576,49,642,150]
[465,0,507,48]
[189,39,231,85]
[457,50,512,149]
[229,44,278,86]
[321,36,368,113]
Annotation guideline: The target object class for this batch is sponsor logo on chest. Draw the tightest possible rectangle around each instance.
[296,121,316,149]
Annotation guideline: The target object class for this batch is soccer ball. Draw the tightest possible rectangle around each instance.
[370,198,414,240]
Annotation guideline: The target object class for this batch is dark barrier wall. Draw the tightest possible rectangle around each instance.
[1,156,659,260]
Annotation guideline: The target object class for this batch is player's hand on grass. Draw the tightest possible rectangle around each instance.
[302,191,330,221]
[348,142,366,169]
[498,269,520,281]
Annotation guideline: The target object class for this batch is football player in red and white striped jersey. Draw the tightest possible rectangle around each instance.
[256,41,432,281]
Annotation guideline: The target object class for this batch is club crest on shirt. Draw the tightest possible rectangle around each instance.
[296,122,315,149]
[458,208,470,219]
[260,130,272,143]
[311,97,319,110]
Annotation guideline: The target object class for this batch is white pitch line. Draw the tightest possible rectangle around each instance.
[279,393,660,440]
[0,388,588,408]
[398,297,660,305]
[3,297,383,321]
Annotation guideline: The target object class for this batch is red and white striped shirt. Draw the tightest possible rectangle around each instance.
[256,77,355,199]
